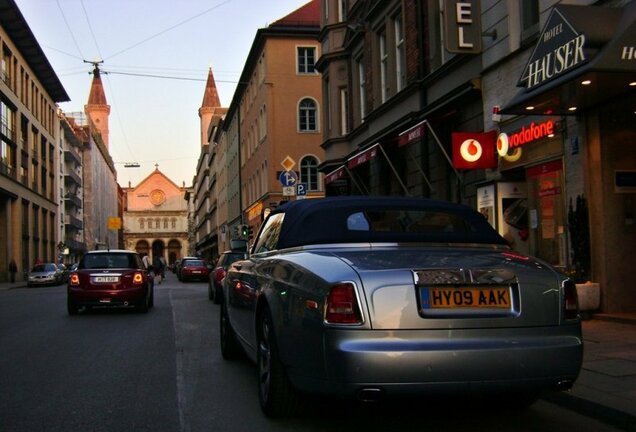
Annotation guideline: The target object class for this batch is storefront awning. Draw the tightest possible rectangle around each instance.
[502,3,636,115]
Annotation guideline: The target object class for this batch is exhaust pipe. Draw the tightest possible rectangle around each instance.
[556,379,574,391]
[124,301,129,306]
[357,388,384,402]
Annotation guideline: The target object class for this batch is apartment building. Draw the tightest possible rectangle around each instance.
[0,0,69,281]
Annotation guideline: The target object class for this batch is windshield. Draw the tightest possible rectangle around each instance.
[32,264,56,272]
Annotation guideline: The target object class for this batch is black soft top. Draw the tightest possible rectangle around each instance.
[269,196,508,249]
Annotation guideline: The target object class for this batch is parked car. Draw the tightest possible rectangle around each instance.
[179,259,210,282]
[67,249,154,315]
[27,263,64,287]
[208,251,247,303]
[220,196,583,417]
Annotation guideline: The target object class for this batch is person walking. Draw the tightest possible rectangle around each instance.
[152,255,164,284]
[9,259,17,283]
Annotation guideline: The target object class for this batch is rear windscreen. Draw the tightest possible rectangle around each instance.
[81,254,136,269]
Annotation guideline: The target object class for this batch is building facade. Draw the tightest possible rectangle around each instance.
[0,0,69,281]
[123,167,190,266]
[190,0,324,260]
[318,0,635,314]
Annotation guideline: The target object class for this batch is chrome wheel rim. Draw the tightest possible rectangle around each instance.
[258,316,271,402]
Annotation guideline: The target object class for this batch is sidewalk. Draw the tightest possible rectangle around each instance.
[545,314,636,431]
[1,280,634,428]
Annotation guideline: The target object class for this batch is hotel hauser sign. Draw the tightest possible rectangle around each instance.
[519,9,588,89]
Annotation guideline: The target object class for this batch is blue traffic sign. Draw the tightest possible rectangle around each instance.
[279,170,298,187]
[297,183,307,196]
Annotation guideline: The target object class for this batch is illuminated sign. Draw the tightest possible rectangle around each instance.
[498,120,555,152]
[518,8,588,89]
[443,0,482,54]
[451,131,497,170]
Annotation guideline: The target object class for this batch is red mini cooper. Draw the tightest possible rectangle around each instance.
[67,250,154,315]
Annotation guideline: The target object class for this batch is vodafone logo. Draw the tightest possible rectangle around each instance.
[460,139,483,162]
[497,133,509,157]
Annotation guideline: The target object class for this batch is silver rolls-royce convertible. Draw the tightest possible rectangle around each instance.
[220,196,582,417]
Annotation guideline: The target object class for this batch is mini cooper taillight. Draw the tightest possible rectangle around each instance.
[563,279,579,320]
[325,282,363,325]
[70,273,80,286]
[133,272,144,285]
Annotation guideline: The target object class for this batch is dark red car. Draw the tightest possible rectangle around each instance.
[67,250,154,315]
[179,259,210,282]
[208,251,246,304]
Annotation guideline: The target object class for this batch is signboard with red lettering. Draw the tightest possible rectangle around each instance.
[452,131,497,170]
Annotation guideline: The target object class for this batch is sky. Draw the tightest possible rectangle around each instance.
[15,0,312,188]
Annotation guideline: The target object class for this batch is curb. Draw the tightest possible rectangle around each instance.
[543,391,636,431]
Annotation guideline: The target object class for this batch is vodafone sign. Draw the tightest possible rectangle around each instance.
[452,131,497,170]
[497,120,555,156]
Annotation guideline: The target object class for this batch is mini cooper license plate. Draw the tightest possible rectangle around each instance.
[94,276,119,283]
[421,287,511,309]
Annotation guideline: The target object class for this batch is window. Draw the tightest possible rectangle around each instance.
[297,47,317,74]
[338,0,347,22]
[379,31,389,103]
[164,218,168,229]
[521,0,539,40]
[1,99,15,140]
[339,88,348,135]
[357,58,366,120]
[140,218,145,229]
[253,213,285,254]
[394,13,406,92]
[300,156,319,191]
[298,98,318,132]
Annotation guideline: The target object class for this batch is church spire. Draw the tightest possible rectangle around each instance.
[198,66,226,146]
[201,67,221,108]
[85,61,111,148]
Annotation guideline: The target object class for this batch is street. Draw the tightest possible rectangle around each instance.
[0,273,623,432]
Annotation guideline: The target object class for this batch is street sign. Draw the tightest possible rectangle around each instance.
[282,186,296,196]
[281,156,296,171]
[297,183,307,196]
[279,170,298,187]
[108,217,121,230]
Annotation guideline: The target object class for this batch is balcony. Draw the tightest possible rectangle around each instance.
[64,149,82,165]
[64,170,81,186]
[64,214,83,229]
[64,193,82,208]
[64,238,87,253]
[0,160,16,179]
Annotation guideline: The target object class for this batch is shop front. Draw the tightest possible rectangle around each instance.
[501,3,636,313]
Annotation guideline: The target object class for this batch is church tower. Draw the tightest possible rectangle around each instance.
[85,64,111,148]
[198,67,224,146]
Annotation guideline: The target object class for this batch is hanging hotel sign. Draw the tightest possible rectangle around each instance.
[518,8,588,89]
[443,0,482,54]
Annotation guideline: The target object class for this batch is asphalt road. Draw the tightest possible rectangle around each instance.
[0,273,622,432]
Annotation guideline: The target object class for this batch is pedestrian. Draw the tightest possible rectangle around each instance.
[159,256,166,280]
[152,255,164,284]
[9,259,17,283]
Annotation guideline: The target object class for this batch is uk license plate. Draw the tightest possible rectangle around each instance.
[94,276,119,283]
[421,287,511,309]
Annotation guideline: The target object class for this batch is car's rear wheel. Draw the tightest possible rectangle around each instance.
[137,295,149,313]
[67,298,79,315]
[213,285,222,305]
[257,309,299,418]
[220,304,240,360]
[207,282,214,301]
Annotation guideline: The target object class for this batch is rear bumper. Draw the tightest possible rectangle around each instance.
[67,285,148,306]
[287,325,583,398]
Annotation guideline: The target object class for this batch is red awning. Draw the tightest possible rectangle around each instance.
[347,143,380,169]
[324,166,347,185]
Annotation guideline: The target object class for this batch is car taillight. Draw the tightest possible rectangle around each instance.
[133,272,144,285]
[563,279,579,320]
[70,273,80,286]
[325,282,363,325]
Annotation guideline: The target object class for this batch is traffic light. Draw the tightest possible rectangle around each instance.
[240,224,249,238]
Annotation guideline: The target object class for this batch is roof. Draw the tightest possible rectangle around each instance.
[271,0,320,27]
[201,67,221,108]
[87,66,108,106]
[0,0,70,102]
[269,196,508,250]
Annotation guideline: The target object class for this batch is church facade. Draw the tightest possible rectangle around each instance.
[122,166,190,266]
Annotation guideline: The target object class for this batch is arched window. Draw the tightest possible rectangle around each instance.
[300,156,319,191]
[298,98,317,132]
